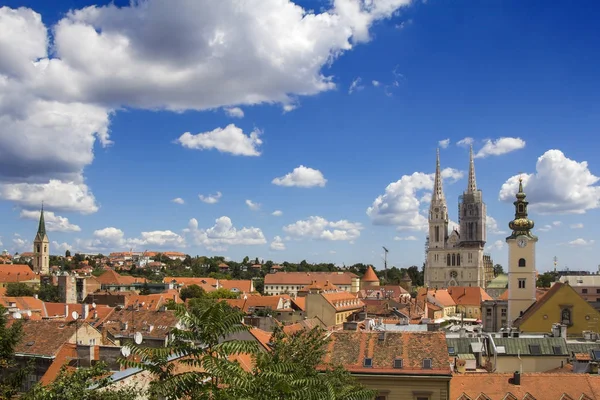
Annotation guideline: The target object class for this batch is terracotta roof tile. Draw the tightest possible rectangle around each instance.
[321,292,364,311]
[39,343,78,385]
[498,287,548,301]
[14,320,79,357]
[298,280,339,293]
[322,331,451,375]
[163,276,218,291]
[95,269,146,285]
[361,266,379,282]
[225,296,291,313]
[101,309,178,339]
[0,264,39,283]
[428,289,456,307]
[282,318,324,335]
[264,271,358,286]
[219,279,253,293]
[450,373,600,400]
[248,327,272,350]
[448,286,492,306]
[291,297,306,311]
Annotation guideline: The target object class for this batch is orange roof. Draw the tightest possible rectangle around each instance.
[428,289,456,307]
[291,297,306,311]
[39,343,78,385]
[450,372,600,400]
[322,331,451,375]
[0,264,38,283]
[298,279,339,293]
[219,279,252,293]
[264,271,358,286]
[95,269,146,285]
[225,296,291,313]
[321,292,364,312]
[498,287,549,301]
[361,266,379,282]
[0,296,44,312]
[164,276,218,292]
[447,286,492,306]
[282,318,324,335]
[248,327,272,350]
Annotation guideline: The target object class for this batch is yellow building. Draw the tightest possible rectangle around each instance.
[305,291,364,327]
[514,282,600,336]
[322,331,452,400]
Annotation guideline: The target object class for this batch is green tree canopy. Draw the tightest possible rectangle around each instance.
[179,284,206,301]
[0,304,25,399]
[5,282,35,297]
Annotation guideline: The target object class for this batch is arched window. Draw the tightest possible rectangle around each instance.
[518,204,525,214]
[452,254,456,266]
[447,254,451,266]
[457,254,461,266]
[435,226,440,242]
[37,245,40,253]
[518,258,526,267]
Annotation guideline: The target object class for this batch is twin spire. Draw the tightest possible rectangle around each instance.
[432,144,478,203]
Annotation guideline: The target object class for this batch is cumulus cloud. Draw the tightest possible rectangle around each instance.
[224,107,244,118]
[185,216,266,250]
[12,236,31,253]
[456,137,474,147]
[177,124,262,156]
[272,165,327,188]
[568,238,595,247]
[199,191,222,204]
[20,209,81,232]
[283,216,363,241]
[270,235,286,251]
[372,80,380,87]
[499,150,600,214]
[272,210,283,217]
[475,137,526,158]
[570,223,584,229]
[245,199,261,211]
[130,230,186,248]
[486,216,507,235]
[486,239,504,251]
[52,241,72,253]
[438,138,450,149]
[348,77,364,94]
[1,0,414,211]
[73,226,186,252]
[366,167,463,230]
[394,235,417,241]
[172,197,185,205]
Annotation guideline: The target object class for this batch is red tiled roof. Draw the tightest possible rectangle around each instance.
[450,372,600,400]
[282,318,324,335]
[322,331,451,375]
[14,320,79,357]
[498,287,549,301]
[447,286,492,306]
[164,276,218,291]
[248,327,272,350]
[361,266,379,282]
[225,296,291,313]
[298,280,339,293]
[291,297,306,311]
[321,292,364,312]
[39,343,78,385]
[264,271,358,286]
[219,279,252,293]
[95,269,146,285]
[0,264,38,283]
[428,289,456,307]
[101,309,178,339]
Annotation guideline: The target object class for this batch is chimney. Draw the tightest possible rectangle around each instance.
[512,371,521,385]
[83,304,89,319]
[65,304,69,318]
[34,294,38,299]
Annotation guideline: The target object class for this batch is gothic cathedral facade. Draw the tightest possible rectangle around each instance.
[424,147,494,289]
[32,206,49,275]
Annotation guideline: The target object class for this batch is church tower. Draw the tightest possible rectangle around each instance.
[506,178,538,325]
[33,206,49,275]
[458,145,486,246]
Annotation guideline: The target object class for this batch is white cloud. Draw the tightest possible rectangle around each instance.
[348,77,364,94]
[12,236,31,253]
[394,235,417,241]
[538,224,552,232]
[0,180,98,214]
[20,209,81,232]
[224,107,244,118]
[552,221,562,226]
[272,210,283,217]
[130,230,186,248]
[245,199,261,211]
[486,239,504,251]
[272,165,327,188]
[186,216,266,250]
[366,167,463,230]
[372,80,380,87]
[75,226,186,252]
[395,19,413,29]
[199,191,222,204]
[486,216,507,235]
[568,238,595,247]
[0,0,414,212]
[456,137,474,147]
[172,197,185,205]
[475,137,526,158]
[499,150,600,214]
[570,223,584,229]
[177,124,262,156]
[52,241,71,253]
[438,138,450,149]
[283,216,363,241]
[270,236,286,251]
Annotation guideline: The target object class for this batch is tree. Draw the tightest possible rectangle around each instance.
[253,278,264,294]
[5,282,35,297]
[0,304,26,399]
[205,288,238,299]
[139,282,151,296]
[179,284,206,301]
[37,284,61,302]
[493,264,505,277]
[537,272,557,288]
[23,362,140,400]
[407,265,424,287]
[65,250,71,257]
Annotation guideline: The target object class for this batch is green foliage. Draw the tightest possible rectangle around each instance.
[205,288,238,299]
[179,284,206,301]
[37,284,61,303]
[5,283,35,297]
[65,250,71,257]
[253,279,264,294]
[0,305,25,399]
[537,271,557,288]
[22,362,139,400]
[493,264,505,277]
[139,282,151,295]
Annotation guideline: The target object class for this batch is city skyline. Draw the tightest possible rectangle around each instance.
[1,0,599,272]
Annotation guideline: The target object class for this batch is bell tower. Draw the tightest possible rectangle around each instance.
[506,178,538,325]
[32,205,50,275]
[428,148,449,249]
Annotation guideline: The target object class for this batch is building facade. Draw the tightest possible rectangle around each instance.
[32,207,49,275]
[424,147,494,289]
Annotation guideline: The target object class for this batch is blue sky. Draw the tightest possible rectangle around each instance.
[1,0,599,272]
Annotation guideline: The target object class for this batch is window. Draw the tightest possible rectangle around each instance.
[422,359,432,369]
[452,254,456,266]
[363,358,373,367]
[552,346,562,355]
[596,289,600,294]
[486,308,492,316]
[518,258,526,267]
[378,332,385,341]
[529,344,542,355]
[583,289,588,294]
[518,204,524,213]
[393,358,403,369]
[447,254,451,266]
[457,254,461,266]
[501,308,507,317]
[518,279,526,289]
[592,350,600,360]
[448,346,455,355]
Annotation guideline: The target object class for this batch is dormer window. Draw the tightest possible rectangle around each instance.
[393,358,403,369]
[363,358,373,367]
[529,344,542,355]
[422,359,432,369]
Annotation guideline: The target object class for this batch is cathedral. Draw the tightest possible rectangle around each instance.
[424,146,495,289]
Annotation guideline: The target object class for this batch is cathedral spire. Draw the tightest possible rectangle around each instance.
[37,204,46,237]
[432,148,445,203]
[467,144,477,193]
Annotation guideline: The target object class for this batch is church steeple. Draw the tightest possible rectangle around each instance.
[33,204,49,275]
[467,145,477,193]
[507,177,536,239]
[432,148,446,203]
[37,204,47,238]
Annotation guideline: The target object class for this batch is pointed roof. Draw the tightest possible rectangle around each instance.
[361,266,379,282]
[467,145,477,193]
[431,148,446,203]
[36,205,47,238]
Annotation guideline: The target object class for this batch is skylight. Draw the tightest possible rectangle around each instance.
[363,358,373,367]
[393,359,403,369]
[529,344,542,355]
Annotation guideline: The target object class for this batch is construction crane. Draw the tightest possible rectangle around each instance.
[382,246,389,282]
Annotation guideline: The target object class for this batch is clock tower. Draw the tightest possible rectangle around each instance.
[506,178,538,325]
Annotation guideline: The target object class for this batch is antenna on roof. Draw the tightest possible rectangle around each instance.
[382,246,389,282]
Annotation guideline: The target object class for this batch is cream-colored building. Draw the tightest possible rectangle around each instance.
[32,207,49,275]
[305,291,363,327]
[424,147,494,289]
[506,178,538,325]
[264,271,359,296]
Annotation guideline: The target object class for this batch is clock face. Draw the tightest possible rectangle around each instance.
[517,238,527,248]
